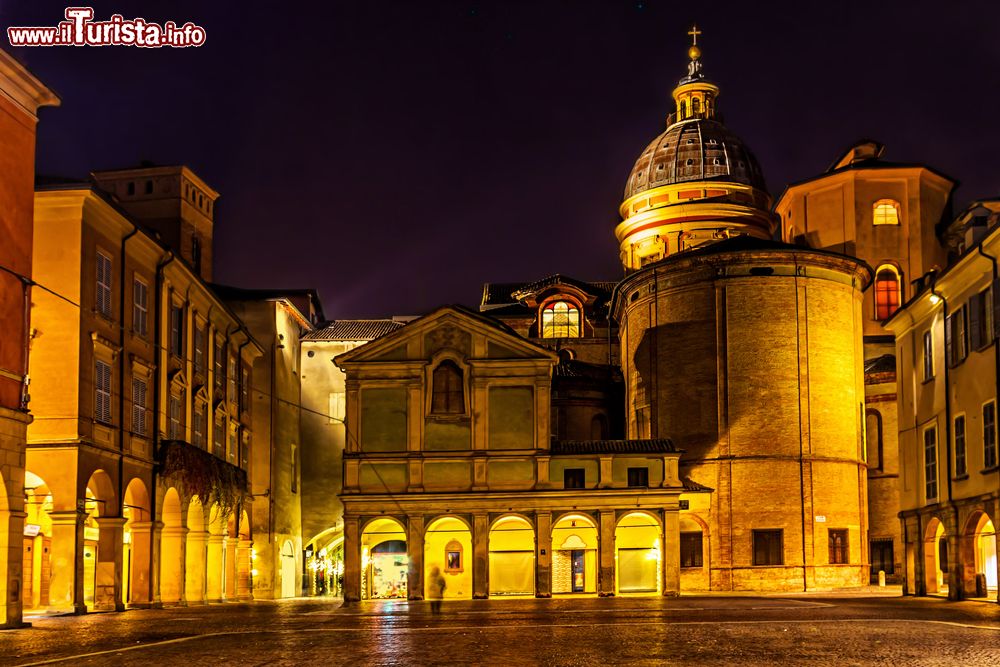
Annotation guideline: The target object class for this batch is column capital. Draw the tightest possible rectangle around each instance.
[95,517,128,529]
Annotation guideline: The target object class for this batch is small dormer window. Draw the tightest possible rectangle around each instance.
[873,199,901,226]
[431,360,464,415]
[541,300,580,338]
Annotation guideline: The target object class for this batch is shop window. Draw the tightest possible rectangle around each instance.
[564,468,585,489]
[954,415,967,477]
[752,529,783,566]
[95,360,112,424]
[680,532,703,568]
[984,401,997,469]
[923,426,938,502]
[945,307,968,367]
[96,251,113,318]
[874,266,901,320]
[541,301,581,338]
[828,529,848,564]
[873,199,900,225]
[627,467,649,488]
[431,361,464,415]
[444,540,463,572]
[923,330,934,381]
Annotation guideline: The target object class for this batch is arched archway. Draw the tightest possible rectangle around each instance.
[205,503,227,602]
[281,540,297,598]
[185,496,207,603]
[22,471,53,610]
[551,513,597,594]
[961,511,997,596]
[122,478,151,606]
[488,515,535,597]
[159,488,184,603]
[424,516,472,600]
[361,517,407,600]
[924,517,947,595]
[84,469,116,610]
[615,512,662,595]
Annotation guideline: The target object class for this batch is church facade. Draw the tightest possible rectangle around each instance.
[336,36,878,599]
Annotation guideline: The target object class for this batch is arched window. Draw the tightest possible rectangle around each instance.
[678,100,687,119]
[541,301,581,338]
[431,361,464,414]
[873,199,901,226]
[692,97,700,114]
[874,265,902,320]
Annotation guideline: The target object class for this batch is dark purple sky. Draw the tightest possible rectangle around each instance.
[6,1,999,319]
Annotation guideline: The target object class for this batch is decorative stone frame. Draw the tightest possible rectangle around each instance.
[424,351,471,420]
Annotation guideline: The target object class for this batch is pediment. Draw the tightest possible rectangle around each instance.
[335,305,557,366]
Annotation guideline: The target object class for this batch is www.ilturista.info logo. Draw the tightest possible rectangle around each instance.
[7,7,206,48]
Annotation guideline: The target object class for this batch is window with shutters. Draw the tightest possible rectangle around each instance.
[132,277,148,337]
[227,356,237,403]
[96,251,113,318]
[828,529,849,564]
[924,425,938,502]
[131,377,147,436]
[680,532,703,567]
[945,307,968,368]
[752,530,783,566]
[430,360,464,415]
[228,428,237,464]
[213,414,225,458]
[214,342,225,394]
[240,366,250,413]
[169,304,183,356]
[94,360,112,424]
[984,401,997,470]
[193,401,206,448]
[922,330,934,381]
[168,393,182,440]
[969,289,992,351]
[954,415,967,477]
[194,325,205,374]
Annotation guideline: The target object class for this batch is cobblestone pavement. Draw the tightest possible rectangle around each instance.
[2,595,999,666]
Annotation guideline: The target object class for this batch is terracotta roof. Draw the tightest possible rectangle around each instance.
[553,360,623,382]
[551,439,677,455]
[303,319,404,341]
[682,477,713,492]
[481,275,616,309]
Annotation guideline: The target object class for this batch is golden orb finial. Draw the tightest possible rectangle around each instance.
[688,45,701,61]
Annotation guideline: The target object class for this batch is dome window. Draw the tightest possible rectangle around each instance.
[713,159,721,165]
[874,265,902,320]
[873,199,901,226]
[541,301,581,339]
[687,139,695,144]
[686,159,694,166]
[656,163,664,170]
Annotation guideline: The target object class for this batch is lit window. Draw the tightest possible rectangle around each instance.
[828,529,849,564]
[431,361,464,414]
[874,266,901,320]
[873,199,900,225]
[541,301,581,338]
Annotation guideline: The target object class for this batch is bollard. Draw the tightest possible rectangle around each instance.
[878,570,885,587]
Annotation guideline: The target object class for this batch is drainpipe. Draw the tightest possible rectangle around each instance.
[117,225,138,520]
[929,280,954,506]
[150,250,175,600]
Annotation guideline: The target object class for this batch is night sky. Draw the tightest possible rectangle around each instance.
[5,1,999,319]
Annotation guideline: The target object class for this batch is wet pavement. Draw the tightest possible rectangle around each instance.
[2,594,999,665]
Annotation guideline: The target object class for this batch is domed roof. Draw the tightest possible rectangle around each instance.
[624,118,768,199]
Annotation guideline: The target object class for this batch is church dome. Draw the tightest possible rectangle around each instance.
[624,119,768,199]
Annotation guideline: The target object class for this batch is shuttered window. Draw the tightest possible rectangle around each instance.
[131,377,147,436]
[924,426,938,502]
[96,252,112,317]
[132,277,148,336]
[95,360,112,424]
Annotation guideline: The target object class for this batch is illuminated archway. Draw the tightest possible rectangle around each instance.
[551,514,597,594]
[84,469,116,610]
[122,478,150,606]
[924,517,947,595]
[488,515,535,597]
[360,517,407,600]
[615,512,662,595]
[159,487,184,603]
[22,471,53,610]
[281,540,297,598]
[185,496,207,603]
[961,512,997,595]
[424,516,472,600]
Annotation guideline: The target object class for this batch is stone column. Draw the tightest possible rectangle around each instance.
[947,530,963,601]
[407,515,425,601]
[913,514,927,596]
[343,516,361,602]
[237,539,252,600]
[128,521,153,606]
[185,530,208,604]
[598,510,616,596]
[662,509,680,597]
[94,516,126,611]
[472,513,489,599]
[159,524,187,605]
[535,512,551,598]
[148,520,163,607]
[2,509,27,628]
[47,509,86,614]
[224,535,237,601]
[205,534,226,602]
